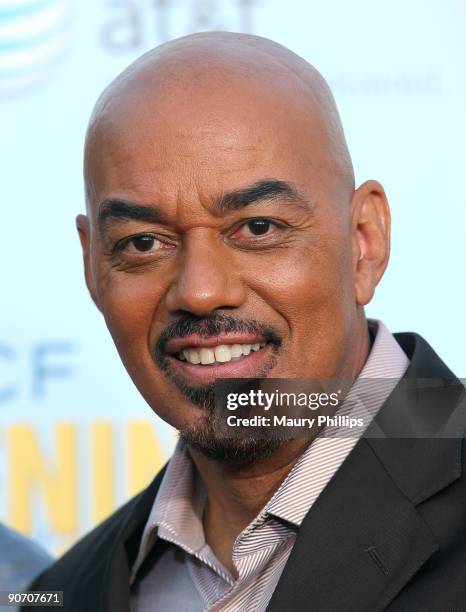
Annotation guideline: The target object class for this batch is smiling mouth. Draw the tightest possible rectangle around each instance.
[174,341,267,365]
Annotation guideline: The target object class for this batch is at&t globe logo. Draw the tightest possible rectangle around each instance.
[0,0,71,95]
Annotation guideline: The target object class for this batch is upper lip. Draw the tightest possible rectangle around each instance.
[165,333,267,355]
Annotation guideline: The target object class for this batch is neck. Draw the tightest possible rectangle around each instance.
[189,437,311,575]
[189,317,371,574]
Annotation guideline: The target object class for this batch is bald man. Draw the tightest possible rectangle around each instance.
[25,33,465,612]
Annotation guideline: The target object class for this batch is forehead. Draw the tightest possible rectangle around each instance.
[85,65,334,217]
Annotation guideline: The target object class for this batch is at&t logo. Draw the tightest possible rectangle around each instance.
[0,0,71,95]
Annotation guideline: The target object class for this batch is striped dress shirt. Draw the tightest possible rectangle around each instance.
[130,319,409,611]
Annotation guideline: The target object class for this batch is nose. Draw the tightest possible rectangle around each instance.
[165,229,246,317]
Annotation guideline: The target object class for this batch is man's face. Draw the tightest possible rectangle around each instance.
[80,70,364,456]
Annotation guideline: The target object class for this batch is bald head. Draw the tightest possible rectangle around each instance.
[84,32,354,209]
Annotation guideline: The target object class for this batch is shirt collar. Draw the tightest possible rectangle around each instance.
[261,319,409,526]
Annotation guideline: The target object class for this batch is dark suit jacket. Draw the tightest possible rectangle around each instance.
[24,333,466,611]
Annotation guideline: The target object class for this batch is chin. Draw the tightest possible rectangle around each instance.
[181,431,287,466]
[179,410,287,466]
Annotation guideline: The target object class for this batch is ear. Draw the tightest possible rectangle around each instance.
[350,180,391,306]
[76,214,102,311]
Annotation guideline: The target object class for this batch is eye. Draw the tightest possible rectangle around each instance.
[130,235,159,252]
[114,233,170,256]
[233,219,277,238]
[245,219,272,235]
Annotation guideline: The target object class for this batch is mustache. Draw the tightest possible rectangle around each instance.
[156,313,282,355]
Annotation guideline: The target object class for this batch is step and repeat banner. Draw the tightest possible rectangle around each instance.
[1,0,465,556]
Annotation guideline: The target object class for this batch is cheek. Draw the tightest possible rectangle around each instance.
[95,268,179,417]
[96,267,163,358]
[246,236,353,332]
[243,224,357,379]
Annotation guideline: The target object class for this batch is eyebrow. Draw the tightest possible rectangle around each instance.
[98,199,166,231]
[216,179,311,212]
[97,179,312,231]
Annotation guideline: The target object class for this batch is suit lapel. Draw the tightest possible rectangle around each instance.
[267,438,439,612]
[268,333,465,612]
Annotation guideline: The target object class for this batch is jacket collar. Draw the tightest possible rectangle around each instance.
[267,332,465,611]
[367,332,465,504]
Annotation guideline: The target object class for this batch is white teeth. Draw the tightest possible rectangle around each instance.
[230,344,243,358]
[200,348,215,364]
[177,342,267,365]
[187,350,200,364]
[214,345,232,362]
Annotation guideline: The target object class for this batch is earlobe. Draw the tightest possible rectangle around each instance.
[76,214,102,311]
[351,180,391,306]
